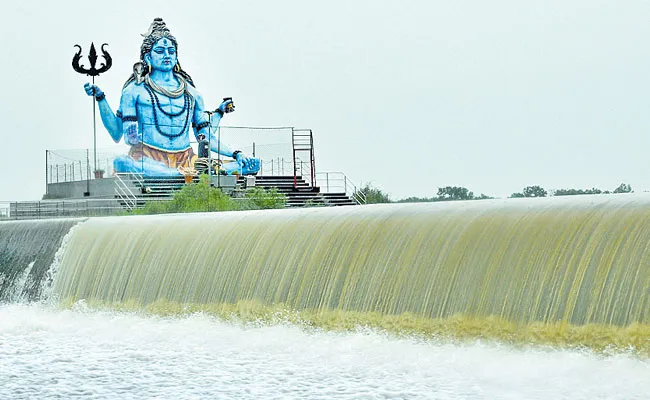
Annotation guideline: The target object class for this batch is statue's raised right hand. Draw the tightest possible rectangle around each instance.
[83,83,103,98]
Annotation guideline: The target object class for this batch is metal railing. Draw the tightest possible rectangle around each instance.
[46,127,310,184]
[259,158,292,176]
[2,199,127,220]
[259,158,312,179]
[46,148,124,185]
[316,172,366,205]
[114,173,143,211]
[0,202,9,220]
[292,129,316,189]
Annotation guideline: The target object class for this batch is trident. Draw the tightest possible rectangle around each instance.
[72,42,112,178]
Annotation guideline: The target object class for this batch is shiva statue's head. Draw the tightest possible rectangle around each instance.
[140,18,178,72]
[145,37,177,73]
[124,18,194,88]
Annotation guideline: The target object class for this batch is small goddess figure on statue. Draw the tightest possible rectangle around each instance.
[84,17,259,176]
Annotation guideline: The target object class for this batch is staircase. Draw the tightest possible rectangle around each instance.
[238,175,358,207]
[114,174,199,209]
[114,174,358,209]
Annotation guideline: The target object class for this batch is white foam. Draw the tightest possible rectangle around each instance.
[7,261,34,303]
[0,304,647,400]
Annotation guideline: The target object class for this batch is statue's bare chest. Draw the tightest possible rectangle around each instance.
[138,87,188,115]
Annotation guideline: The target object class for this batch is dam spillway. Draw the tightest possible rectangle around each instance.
[2,194,648,332]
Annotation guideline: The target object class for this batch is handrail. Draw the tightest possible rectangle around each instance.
[292,129,316,189]
[0,201,10,219]
[315,172,366,205]
[114,173,142,211]
[1,199,127,220]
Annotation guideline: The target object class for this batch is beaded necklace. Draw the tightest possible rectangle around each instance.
[144,83,194,139]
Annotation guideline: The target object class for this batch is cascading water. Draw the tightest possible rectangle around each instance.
[49,196,649,327]
[1,199,648,399]
[0,218,84,303]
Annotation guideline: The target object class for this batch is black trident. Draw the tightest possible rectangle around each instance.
[72,43,112,181]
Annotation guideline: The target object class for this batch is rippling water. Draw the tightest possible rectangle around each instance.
[0,304,647,400]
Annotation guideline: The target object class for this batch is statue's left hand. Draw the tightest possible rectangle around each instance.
[235,153,260,174]
[217,98,234,114]
[234,151,246,165]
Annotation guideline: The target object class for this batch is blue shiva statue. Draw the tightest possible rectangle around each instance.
[83,17,260,176]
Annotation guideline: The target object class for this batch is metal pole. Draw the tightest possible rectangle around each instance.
[92,76,97,174]
[217,126,221,188]
[86,148,90,196]
[45,150,49,196]
[209,113,213,186]
[291,127,296,187]
[141,122,144,178]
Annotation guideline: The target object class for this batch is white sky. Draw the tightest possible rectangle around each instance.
[1,0,649,201]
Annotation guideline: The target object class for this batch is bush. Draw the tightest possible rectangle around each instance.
[133,175,286,215]
[241,187,287,209]
[510,185,547,198]
[553,188,603,196]
[613,183,632,194]
[356,183,391,204]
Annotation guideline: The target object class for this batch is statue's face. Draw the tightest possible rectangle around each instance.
[146,37,177,72]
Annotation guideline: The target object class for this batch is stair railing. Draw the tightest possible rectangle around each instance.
[0,201,9,220]
[114,173,142,211]
[292,129,316,189]
[316,172,366,205]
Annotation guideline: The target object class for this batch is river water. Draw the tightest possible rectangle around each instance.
[1,304,647,400]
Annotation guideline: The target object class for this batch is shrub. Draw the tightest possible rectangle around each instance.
[241,187,287,209]
[133,175,287,215]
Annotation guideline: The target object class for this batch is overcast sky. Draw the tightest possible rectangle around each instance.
[1,0,649,201]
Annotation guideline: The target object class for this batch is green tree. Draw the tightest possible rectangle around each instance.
[523,185,547,197]
[436,186,474,201]
[396,191,492,202]
[356,183,391,204]
[613,183,632,193]
[396,196,434,203]
[510,185,547,198]
[553,188,602,196]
